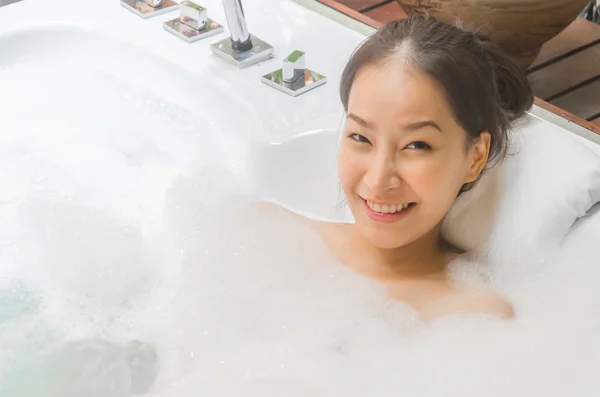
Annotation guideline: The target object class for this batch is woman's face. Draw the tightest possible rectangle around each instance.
[338,62,490,249]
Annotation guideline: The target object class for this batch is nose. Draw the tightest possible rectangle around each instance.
[363,150,401,196]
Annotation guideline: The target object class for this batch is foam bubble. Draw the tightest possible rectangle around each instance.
[3,66,600,397]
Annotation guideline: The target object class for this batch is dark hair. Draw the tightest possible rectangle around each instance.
[340,14,534,192]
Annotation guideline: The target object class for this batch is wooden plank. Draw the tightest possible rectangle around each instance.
[528,42,600,100]
[535,98,600,136]
[316,0,383,28]
[329,0,385,11]
[551,79,600,121]
[364,1,407,23]
[530,18,600,69]
[315,1,600,136]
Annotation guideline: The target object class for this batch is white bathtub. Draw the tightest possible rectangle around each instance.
[1,0,600,395]
[1,0,599,226]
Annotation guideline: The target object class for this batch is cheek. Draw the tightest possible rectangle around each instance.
[337,146,361,194]
[402,156,466,199]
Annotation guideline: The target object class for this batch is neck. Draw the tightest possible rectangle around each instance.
[351,225,448,280]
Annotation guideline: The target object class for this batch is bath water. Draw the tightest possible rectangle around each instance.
[1,67,600,397]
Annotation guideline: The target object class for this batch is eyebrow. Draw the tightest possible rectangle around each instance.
[405,120,442,133]
[347,113,373,129]
[347,113,442,133]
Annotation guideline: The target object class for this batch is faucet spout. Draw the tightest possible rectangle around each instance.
[222,0,253,51]
[210,0,274,68]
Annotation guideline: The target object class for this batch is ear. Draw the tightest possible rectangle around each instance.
[464,131,491,183]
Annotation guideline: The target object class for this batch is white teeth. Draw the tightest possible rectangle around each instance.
[367,201,411,214]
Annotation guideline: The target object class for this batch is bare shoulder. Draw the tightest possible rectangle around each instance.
[460,288,515,318]
[300,216,354,256]
[425,286,515,321]
[257,202,352,249]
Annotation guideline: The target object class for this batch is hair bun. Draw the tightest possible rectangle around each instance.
[483,41,534,122]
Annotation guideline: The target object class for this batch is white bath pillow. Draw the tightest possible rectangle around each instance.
[441,115,600,256]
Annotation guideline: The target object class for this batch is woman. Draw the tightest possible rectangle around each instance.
[270,14,534,322]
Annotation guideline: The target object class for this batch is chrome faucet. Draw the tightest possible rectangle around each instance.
[221,0,252,51]
[163,1,224,43]
[121,0,178,19]
[210,0,274,68]
[262,50,328,97]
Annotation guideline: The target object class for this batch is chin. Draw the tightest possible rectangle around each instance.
[359,224,415,250]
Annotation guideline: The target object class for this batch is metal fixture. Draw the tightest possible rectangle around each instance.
[121,0,178,19]
[164,1,224,43]
[210,0,274,68]
[262,51,327,97]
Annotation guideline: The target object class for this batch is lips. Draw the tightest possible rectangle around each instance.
[363,199,415,223]
[366,200,410,214]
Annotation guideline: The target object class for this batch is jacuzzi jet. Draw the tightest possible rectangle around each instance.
[3,339,159,397]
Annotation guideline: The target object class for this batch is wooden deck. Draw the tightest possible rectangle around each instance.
[316,0,600,135]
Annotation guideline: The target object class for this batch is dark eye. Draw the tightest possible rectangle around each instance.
[348,133,371,144]
[406,141,431,151]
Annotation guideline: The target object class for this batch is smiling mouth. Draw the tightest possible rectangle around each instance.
[362,199,416,222]
[365,200,415,214]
